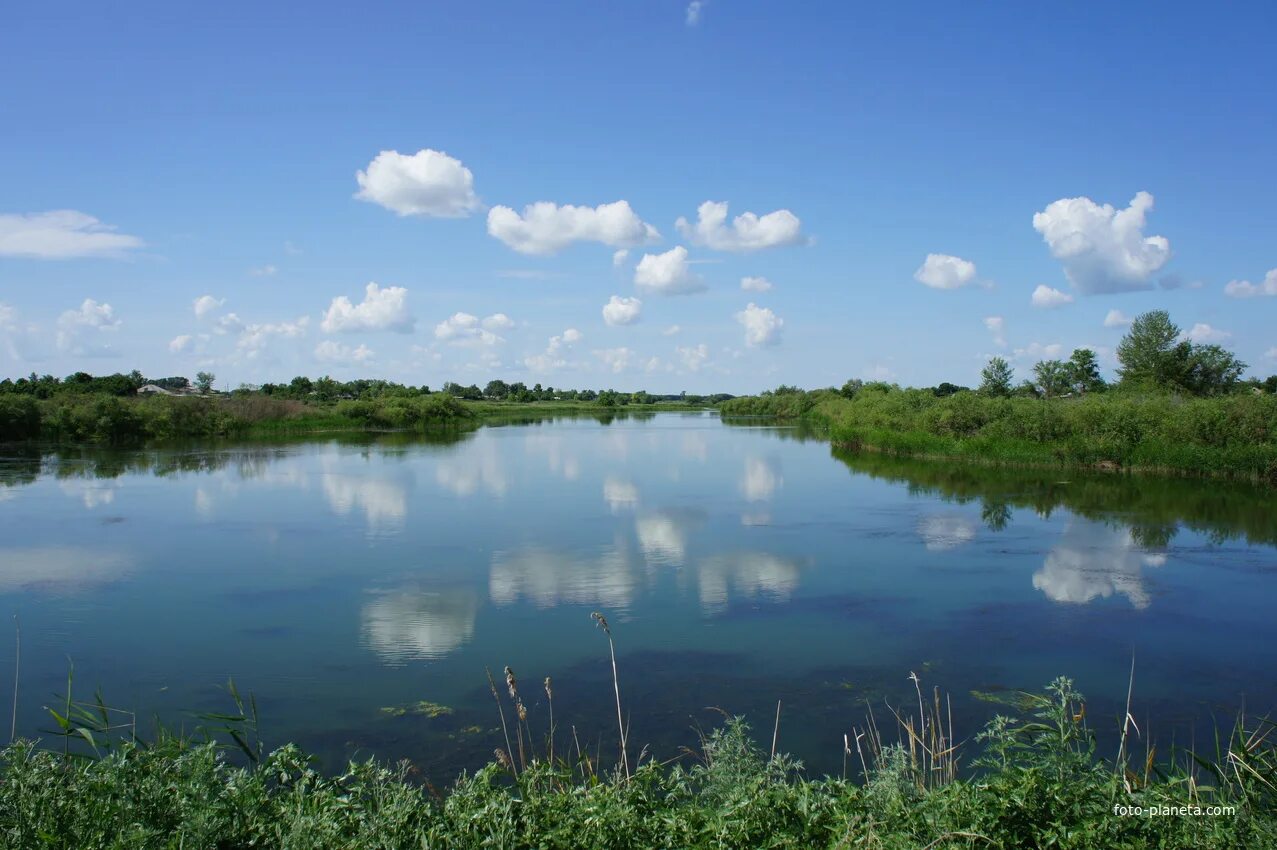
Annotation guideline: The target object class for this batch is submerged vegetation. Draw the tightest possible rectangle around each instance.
[721,312,1277,483]
[2,656,1273,848]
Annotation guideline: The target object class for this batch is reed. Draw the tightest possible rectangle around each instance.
[591,611,630,779]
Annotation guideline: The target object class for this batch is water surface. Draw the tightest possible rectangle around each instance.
[1,412,1274,780]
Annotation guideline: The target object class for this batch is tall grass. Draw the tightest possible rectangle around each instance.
[724,388,1277,482]
[2,616,1274,848]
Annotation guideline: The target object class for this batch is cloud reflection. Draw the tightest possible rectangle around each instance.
[490,545,636,609]
[696,552,802,614]
[635,508,705,567]
[740,456,781,501]
[1033,519,1165,609]
[917,514,978,551]
[0,547,132,594]
[361,585,479,663]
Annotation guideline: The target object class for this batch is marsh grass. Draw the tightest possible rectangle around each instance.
[2,622,1274,848]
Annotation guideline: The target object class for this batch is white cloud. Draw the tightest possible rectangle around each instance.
[735,303,783,347]
[686,0,704,26]
[0,210,143,259]
[487,200,659,255]
[1223,268,1277,298]
[237,316,310,353]
[676,201,804,252]
[214,313,244,335]
[354,148,480,217]
[676,343,710,372]
[0,303,17,331]
[314,340,374,364]
[1032,191,1171,294]
[662,324,681,336]
[1013,341,1064,361]
[595,347,634,373]
[984,315,1006,347]
[56,299,121,353]
[193,294,224,319]
[1104,309,1133,328]
[526,328,583,372]
[249,264,277,277]
[1031,284,1074,308]
[741,275,773,292]
[1183,323,1231,344]
[481,313,515,331]
[321,282,414,333]
[561,328,582,344]
[168,334,193,353]
[434,312,506,346]
[914,253,978,290]
[1267,347,1277,361]
[634,246,705,294]
[612,249,630,267]
[602,295,642,326]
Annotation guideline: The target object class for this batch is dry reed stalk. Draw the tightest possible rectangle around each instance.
[486,667,517,777]
[591,611,630,778]
[771,700,782,760]
[504,666,527,770]
[544,677,555,764]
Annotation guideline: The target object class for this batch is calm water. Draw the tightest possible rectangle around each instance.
[2,412,1275,780]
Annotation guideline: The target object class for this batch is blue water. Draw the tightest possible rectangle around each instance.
[1,412,1274,780]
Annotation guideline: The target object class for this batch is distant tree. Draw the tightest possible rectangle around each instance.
[1066,348,1105,394]
[839,379,864,399]
[195,371,216,393]
[932,382,967,397]
[483,379,509,400]
[979,357,1014,397]
[1014,379,1041,398]
[1116,310,1189,390]
[1033,359,1072,398]
[1182,344,1247,396]
[1264,375,1277,394]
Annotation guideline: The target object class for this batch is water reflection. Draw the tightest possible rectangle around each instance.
[697,552,801,614]
[740,456,782,502]
[361,585,480,664]
[636,508,705,567]
[603,477,639,513]
[917,514,978,552]
[490,545,636,609]
[0,546,132,594]
[1033,519,1165,609]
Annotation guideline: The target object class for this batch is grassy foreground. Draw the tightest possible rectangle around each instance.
[2,676,1272,849]
[720,388,1277,483]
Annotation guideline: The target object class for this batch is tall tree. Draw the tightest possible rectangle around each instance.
[979,356,1014,397]
[1116,310,1188,389]
[195,371,215,393]
[1033,359,1072,398]
[1066,348,1105,394]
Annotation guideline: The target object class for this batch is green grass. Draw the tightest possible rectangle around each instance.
[2,675,1272,849]
[721,388,1277,483]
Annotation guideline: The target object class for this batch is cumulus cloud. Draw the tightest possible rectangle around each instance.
[662,324,681,336]
[56,299,121,354]
[1013,341,1064,361]
[314,340,374,364]
[0,210,143,259]
[321,282,414,334]
[168,334,192,353]
[595,347,634,373]
[1104,309,1133,328]
[487,200,659,255]
[1182,323,1231,344]
[612,249,630,267]
[482,313,515,331]
[735,303,783,347]
[741,275,773,292]
[1031,284,1074,308]
[1223,268,1277,298]
[634,246,705,294]
[1032,191,1170,294]
[354,148,480,217]
[214,313,244,335]
[525,328,583,372]
[602,295,642,326]
[676,343,710,372]
[434,312,507,346]
[193,295,224,319]
[676,201,804,251]
[984,315,1006,347]
[686,0,704,25]
[237,316,309,354]
[914,253,978,290]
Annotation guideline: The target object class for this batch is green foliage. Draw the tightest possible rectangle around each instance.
[0,395,41,441]
[1,680,1272,849]
[1117,311,1247,395]
[980,356,1014,397]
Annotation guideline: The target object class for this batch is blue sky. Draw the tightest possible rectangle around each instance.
[2,1,1275,393]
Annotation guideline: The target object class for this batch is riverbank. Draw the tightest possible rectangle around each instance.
[0,393,708,444]
[2,677,1270,849]
[720,389,1277,483]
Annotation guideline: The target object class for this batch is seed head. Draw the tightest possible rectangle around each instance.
[590,611,611,636]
